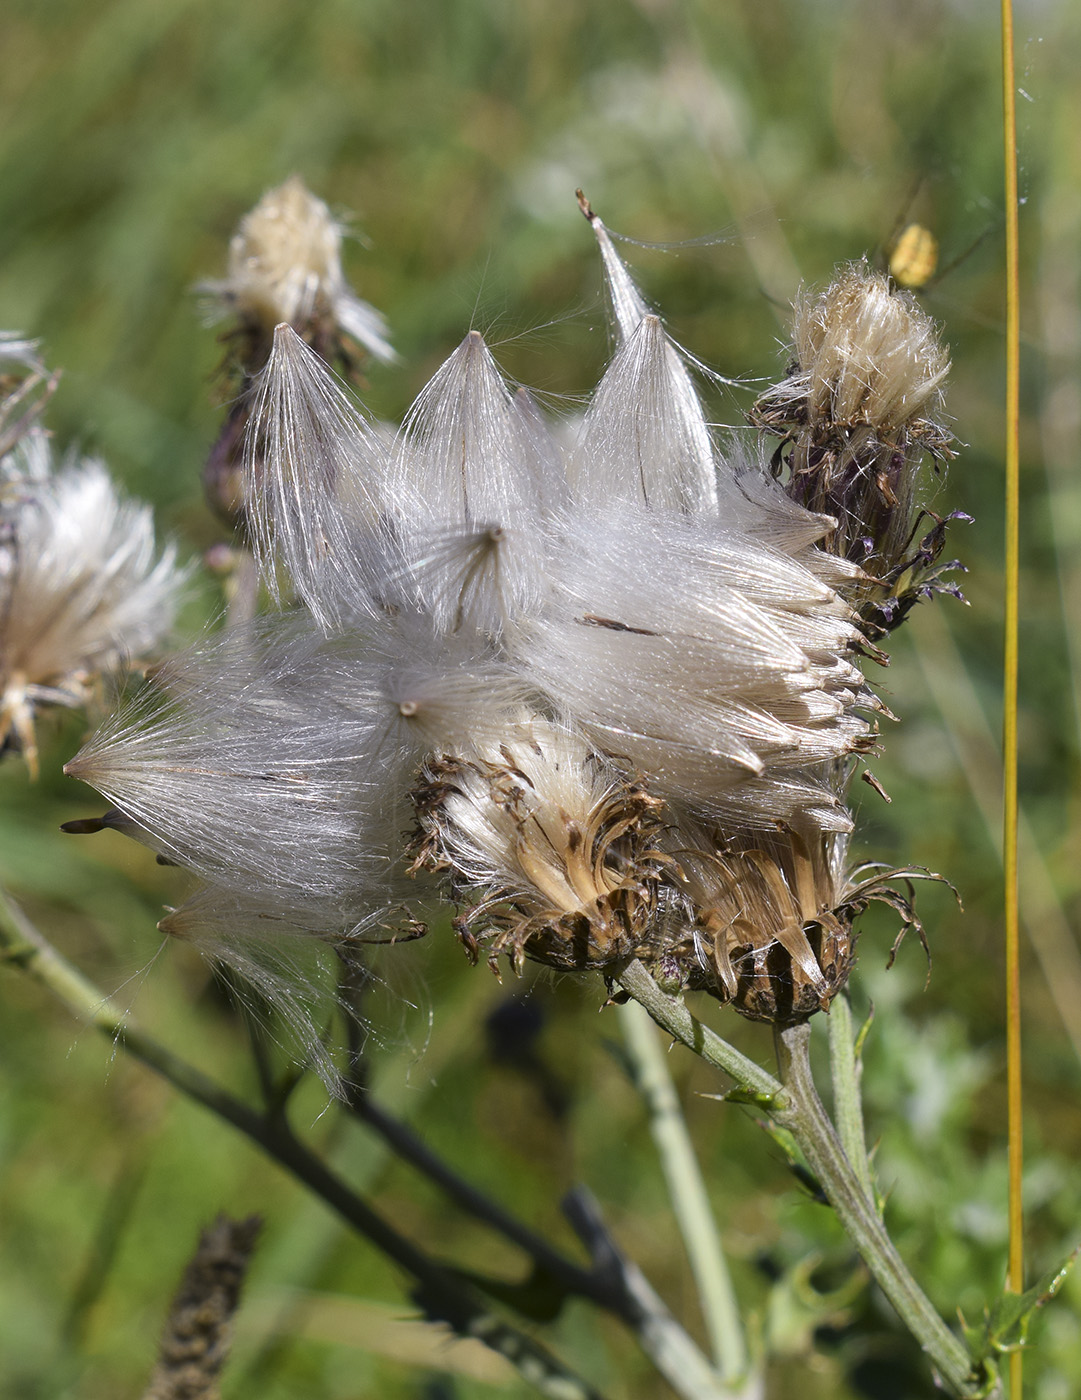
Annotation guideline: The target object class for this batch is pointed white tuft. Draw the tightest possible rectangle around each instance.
[247,325,402,628]
[570,314,719,514]
[390,331,564,635]
[577,192,651,342]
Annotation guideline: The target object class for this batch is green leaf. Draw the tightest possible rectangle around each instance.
[967,1248,1078,1359]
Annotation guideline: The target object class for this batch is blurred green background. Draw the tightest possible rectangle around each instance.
[2,0,1080,1396]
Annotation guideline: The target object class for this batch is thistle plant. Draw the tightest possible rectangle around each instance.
[2,176,1055,1400]
[65,199,894,1044]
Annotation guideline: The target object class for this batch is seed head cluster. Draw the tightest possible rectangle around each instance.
[65,192,957,1058]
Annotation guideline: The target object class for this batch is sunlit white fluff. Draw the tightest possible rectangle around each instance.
[569,313,722,514]
[1,442,184,775]
[512,507,872,824]
[388,330,564,635]
[202,175,397,364]
[65,612,532,914]
[67,203,922,1044]
[246,325,402,629]
[575,200,719,514]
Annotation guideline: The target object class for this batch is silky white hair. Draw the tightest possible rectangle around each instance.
[68,206,911,1073]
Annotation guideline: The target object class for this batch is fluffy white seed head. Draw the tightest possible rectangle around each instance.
[204,175,397,363]
[791,265,949,433]
[66,210,943,1044]
[1,444,184,774]
[750,264,955,603]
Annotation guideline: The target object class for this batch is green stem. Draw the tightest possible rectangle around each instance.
[618,1000,751,1384]
[616,960,784,1105]
[774,1023,987,1399]
[827,993,876,1205]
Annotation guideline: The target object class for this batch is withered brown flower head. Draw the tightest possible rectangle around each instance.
[410,724,673,977]
[750,264,962,633]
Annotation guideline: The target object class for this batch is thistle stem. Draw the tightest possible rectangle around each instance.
[774,1023,984,1398]
[615,960,783,1104]
[618,1000,751,1384]
[617,962,989,1396]
[826,993,876,1205]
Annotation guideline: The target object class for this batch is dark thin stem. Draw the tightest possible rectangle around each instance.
[345,1087,603,1300]
[342,1083,750,1398]
[0,889,606,1400]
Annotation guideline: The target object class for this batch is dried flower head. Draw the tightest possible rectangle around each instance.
[750,264,960,631]
[410,720,673,975]
[2,438,184,776]
[201,177,396,525]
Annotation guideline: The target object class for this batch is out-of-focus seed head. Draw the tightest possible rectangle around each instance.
[206,175,396,370]
[0,335,59,460]
[750,264,960,632]
[200,177,396,527]
[1,440,184,778]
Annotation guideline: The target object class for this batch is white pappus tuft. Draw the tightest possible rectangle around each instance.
[202,175,397,364]
[2,440,185,777]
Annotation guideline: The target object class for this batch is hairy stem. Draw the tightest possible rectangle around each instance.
[827,993,876,1205]
[618,1000,751,1384]
[615,960,784,1104]
[774,1023,986,1398]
